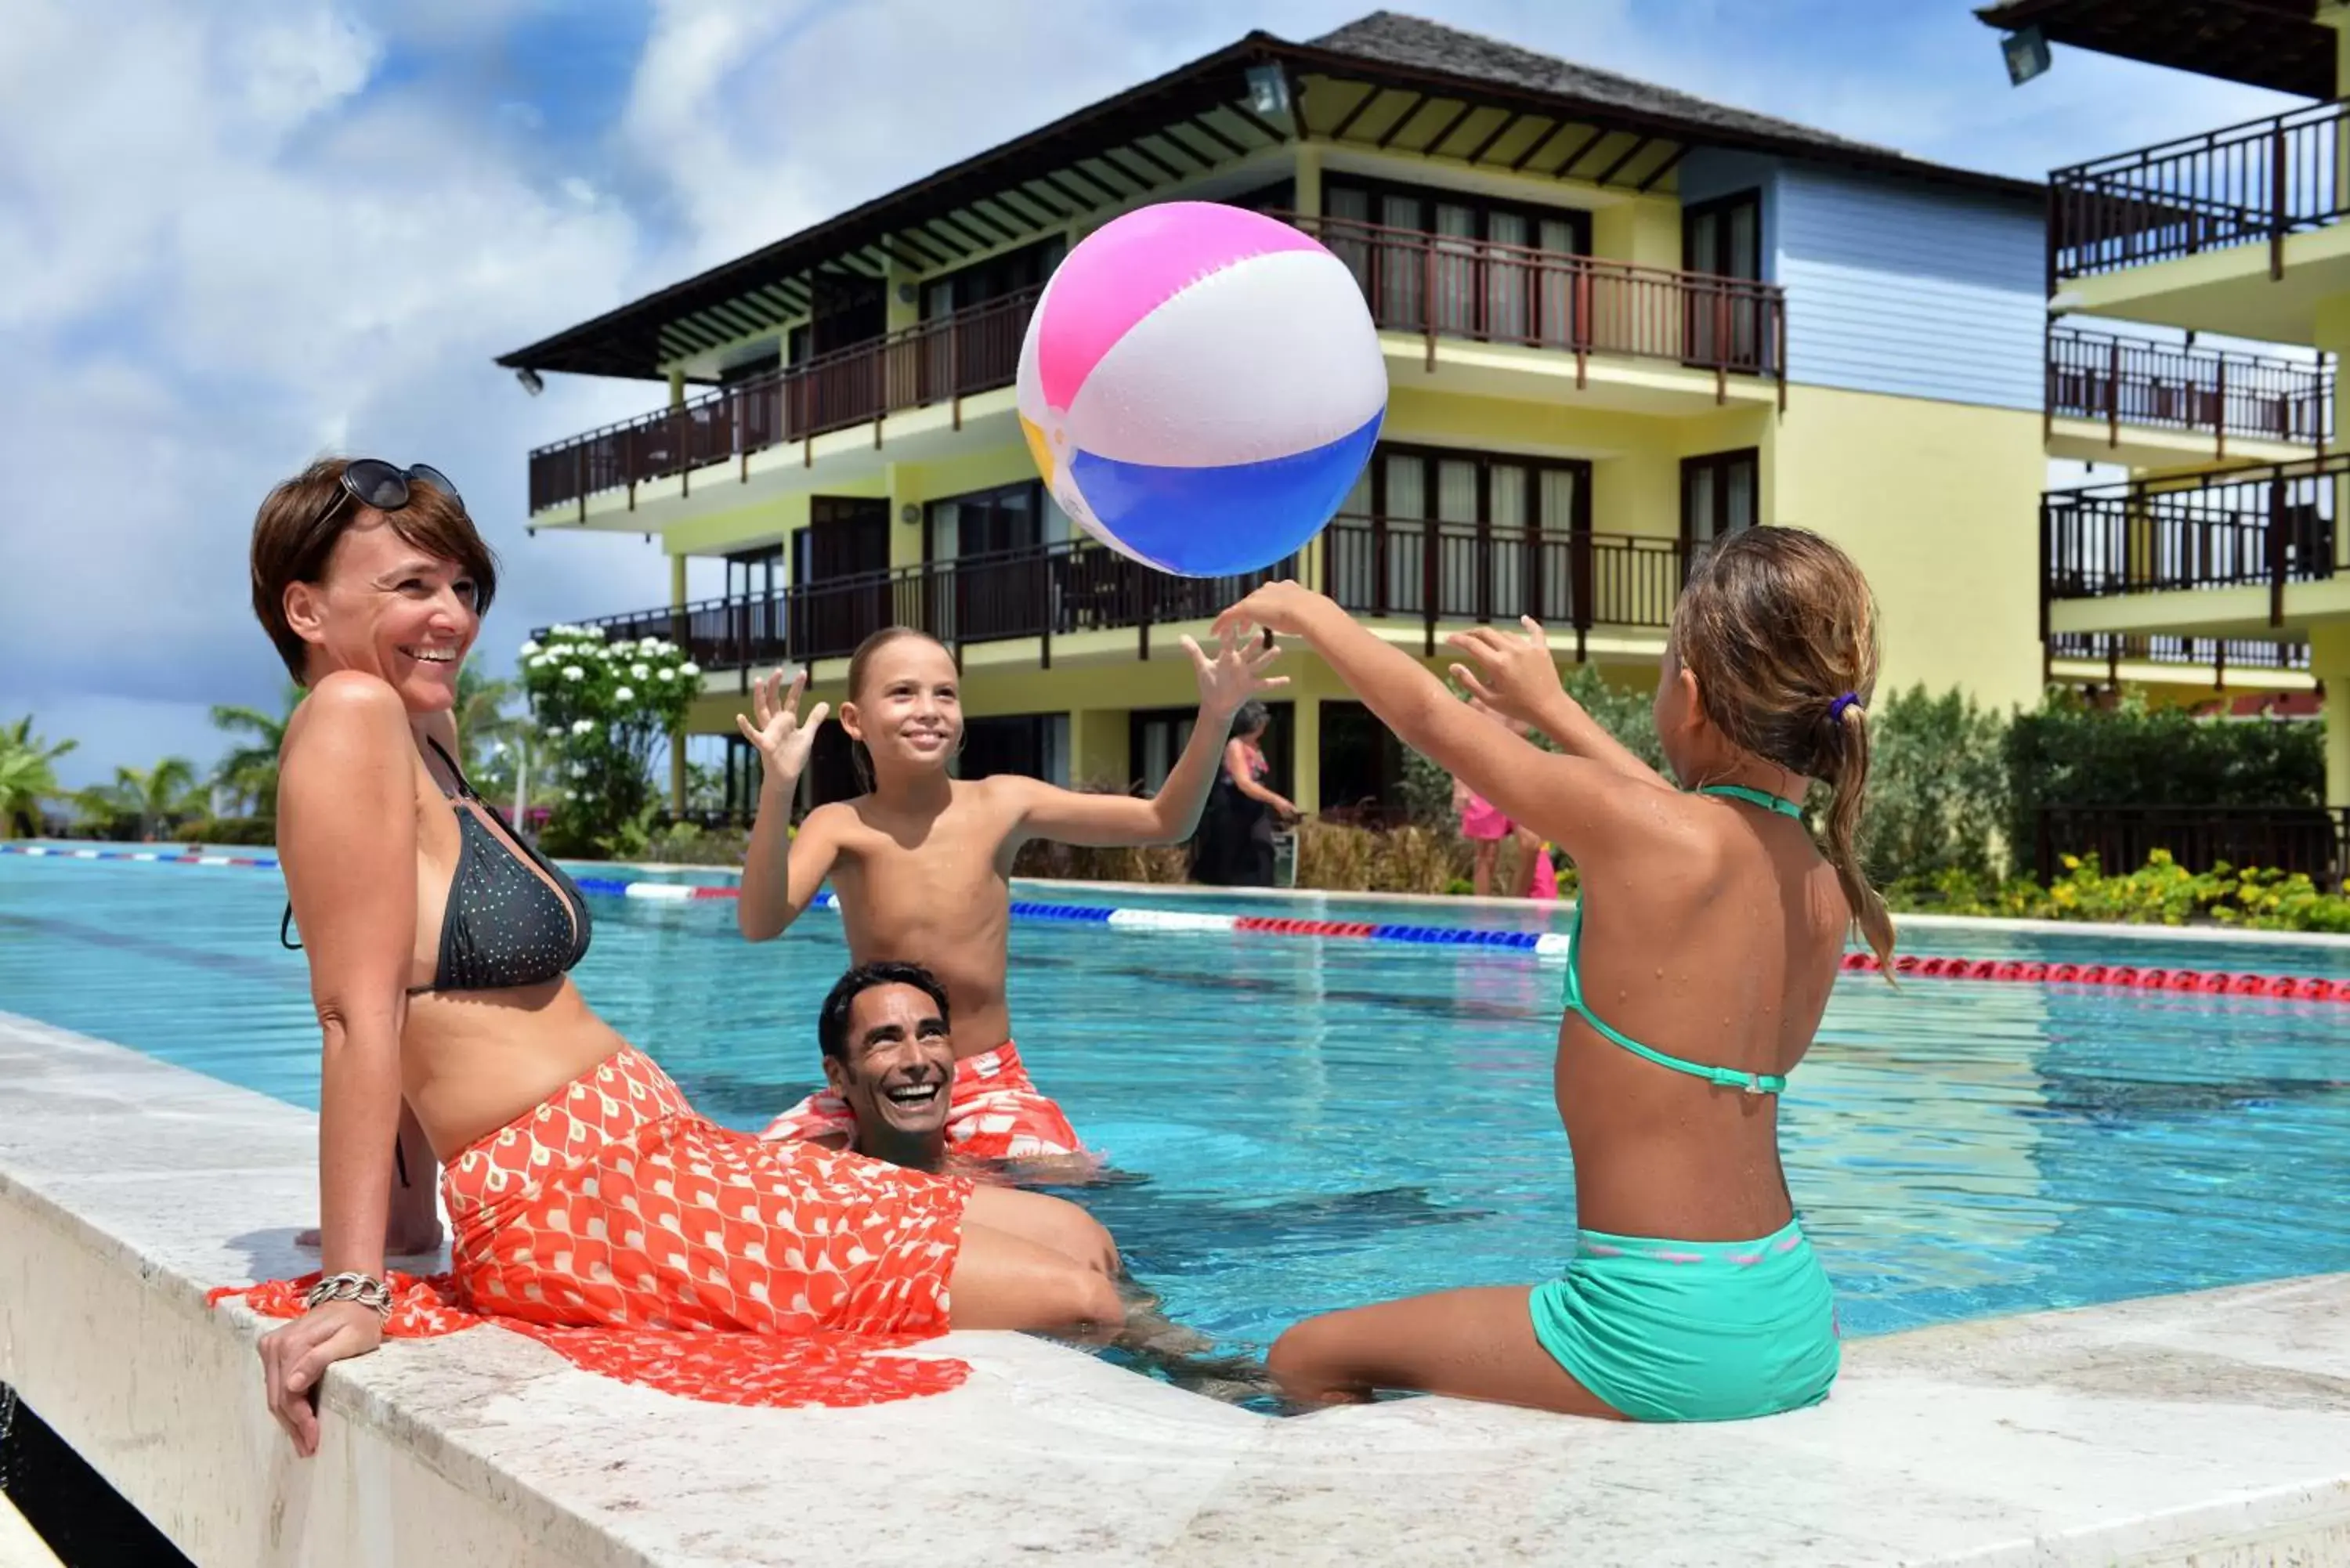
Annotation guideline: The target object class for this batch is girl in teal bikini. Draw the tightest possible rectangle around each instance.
[1215,526,1892,1422]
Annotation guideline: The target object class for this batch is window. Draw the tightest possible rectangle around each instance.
[925,481,1071,563]
[1683,191,1762,281]
[1323,176,1589,345]
[920,237,1067,321]
[1131,704,1292,798]
[956,714,1068,786]
[1325,443,1589,623]
[1681,450,1760,550]
[718,349,780,387]
[924,482,1075,645]
[1683,190,1766,368]
[1317,701,1404,818]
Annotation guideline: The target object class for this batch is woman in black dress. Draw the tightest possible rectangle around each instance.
[1191,700,1297,886]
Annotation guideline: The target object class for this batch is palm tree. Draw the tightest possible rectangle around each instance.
[457,664,527,776]
[209,683,302,818]
[75,758,202,842]
[0,716,77,839]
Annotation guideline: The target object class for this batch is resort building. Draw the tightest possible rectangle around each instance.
[502,12,2306,817]
[1979,0,2350,815]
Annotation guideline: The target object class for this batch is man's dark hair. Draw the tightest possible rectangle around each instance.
[818,962,952,1061]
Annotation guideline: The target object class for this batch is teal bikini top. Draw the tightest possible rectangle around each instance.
[1561,783,1806,1097]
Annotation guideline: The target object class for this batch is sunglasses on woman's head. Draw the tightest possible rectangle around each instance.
[313,459,465,532]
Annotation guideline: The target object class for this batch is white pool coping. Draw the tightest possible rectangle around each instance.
[6,1010,2350,1566]
[0,1497,62,1568]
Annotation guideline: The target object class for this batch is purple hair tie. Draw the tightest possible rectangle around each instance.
[1828,692,1861,723]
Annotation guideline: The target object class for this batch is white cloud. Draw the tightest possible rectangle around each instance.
[0,0,659,785]
[2,0,2314,788]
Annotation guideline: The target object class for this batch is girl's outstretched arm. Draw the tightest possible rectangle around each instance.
[1215,583,1672,864]
[1010,627,1285,847]
[1445,619,1665,787]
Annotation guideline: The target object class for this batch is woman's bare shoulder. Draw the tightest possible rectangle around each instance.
[279,675,419,807]
[283,673,406,749]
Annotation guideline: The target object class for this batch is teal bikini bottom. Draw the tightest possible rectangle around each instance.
[1529,1217,1840,1422]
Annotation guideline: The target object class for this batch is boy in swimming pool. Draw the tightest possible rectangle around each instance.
[736,623,1284,1158]
[1217,531,1890,1422]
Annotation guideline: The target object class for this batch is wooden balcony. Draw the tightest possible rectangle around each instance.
[1281,211,1785,401]
[2042,453,2344,630]
[2045,325,2330,461]
[526,287,1039,518]
[2047,631,2311,679]
[2048,99,2350,285]
[524,217,1790,518]
[549,522,1693,677]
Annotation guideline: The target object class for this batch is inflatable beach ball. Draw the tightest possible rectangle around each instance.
[1015,201,1387,578]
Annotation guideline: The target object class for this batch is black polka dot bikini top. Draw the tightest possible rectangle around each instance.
[278,736,593,993]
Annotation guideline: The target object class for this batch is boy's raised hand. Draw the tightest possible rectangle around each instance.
[1446,618,1566,732]
[735,668,830,780]
[1181,623,1289,720]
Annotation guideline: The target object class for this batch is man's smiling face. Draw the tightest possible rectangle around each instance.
[824,981,954,1144]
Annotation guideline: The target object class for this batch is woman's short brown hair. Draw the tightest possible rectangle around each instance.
[249,458,499,681]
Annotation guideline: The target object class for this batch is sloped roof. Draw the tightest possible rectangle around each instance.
[1310,13,1896,161]
[1976,0,2328,99]
[500,12,2038,382]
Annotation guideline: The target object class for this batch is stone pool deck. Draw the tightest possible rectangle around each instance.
[5,1010,2349,1567]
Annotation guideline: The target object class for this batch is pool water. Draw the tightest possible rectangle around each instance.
[5,853,2349,1357]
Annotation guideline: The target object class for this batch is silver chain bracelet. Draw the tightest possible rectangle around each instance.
[302,1272,393,1318]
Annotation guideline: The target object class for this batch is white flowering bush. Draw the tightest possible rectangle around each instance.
[519,624,700,854]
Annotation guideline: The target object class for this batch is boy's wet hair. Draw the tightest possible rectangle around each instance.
[1671,527,1894,968]
[842,626,955,791]
[819,961,952,1061]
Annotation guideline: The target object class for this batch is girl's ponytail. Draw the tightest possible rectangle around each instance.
[1820,701,1893,969]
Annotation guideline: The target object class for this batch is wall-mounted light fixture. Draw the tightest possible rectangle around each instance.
[900,504,920,524]
[896,282,917,304]
[2001,27,2050,86]
[1246,63,1291,117]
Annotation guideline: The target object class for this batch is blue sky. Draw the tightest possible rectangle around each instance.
[0,0,2297,788]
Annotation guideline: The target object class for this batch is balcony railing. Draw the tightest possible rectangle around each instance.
[2046,326,2330,451]
[1279,211,1785,399]
[2035,805,2348,891]
[552,522,1698,675]
[526,217,1791,517]
[526,287,1041,515]
[2042,453,2344,626]
[559,594,791,674]
[2047,631,2311,676]
[2048,99,2350,284]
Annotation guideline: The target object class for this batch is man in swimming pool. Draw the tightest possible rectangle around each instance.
[794,962,958,1171]
[782,962,1097,1177]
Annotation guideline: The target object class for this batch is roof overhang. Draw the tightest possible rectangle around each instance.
[1976,0,2331,99]
[501,29,2043,384]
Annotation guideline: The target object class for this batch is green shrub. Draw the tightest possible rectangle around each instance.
[638,822,750,867]
[1885,850,2350,934]
[2005,688,2324,860]
[177,815,276,847]
[1859,684,2009,883]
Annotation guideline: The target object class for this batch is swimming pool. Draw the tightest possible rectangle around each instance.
[5,851,2348,1359]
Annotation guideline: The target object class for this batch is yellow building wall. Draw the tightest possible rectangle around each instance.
[1774,385,2044,715]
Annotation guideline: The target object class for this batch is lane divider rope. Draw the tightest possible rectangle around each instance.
[8,843,2345,1003]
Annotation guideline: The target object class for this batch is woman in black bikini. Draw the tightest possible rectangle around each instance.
[240,457,1126,1454]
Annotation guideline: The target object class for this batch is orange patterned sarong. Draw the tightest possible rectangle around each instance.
[758,1041,1085,1161]
[212,1049,976,1408]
